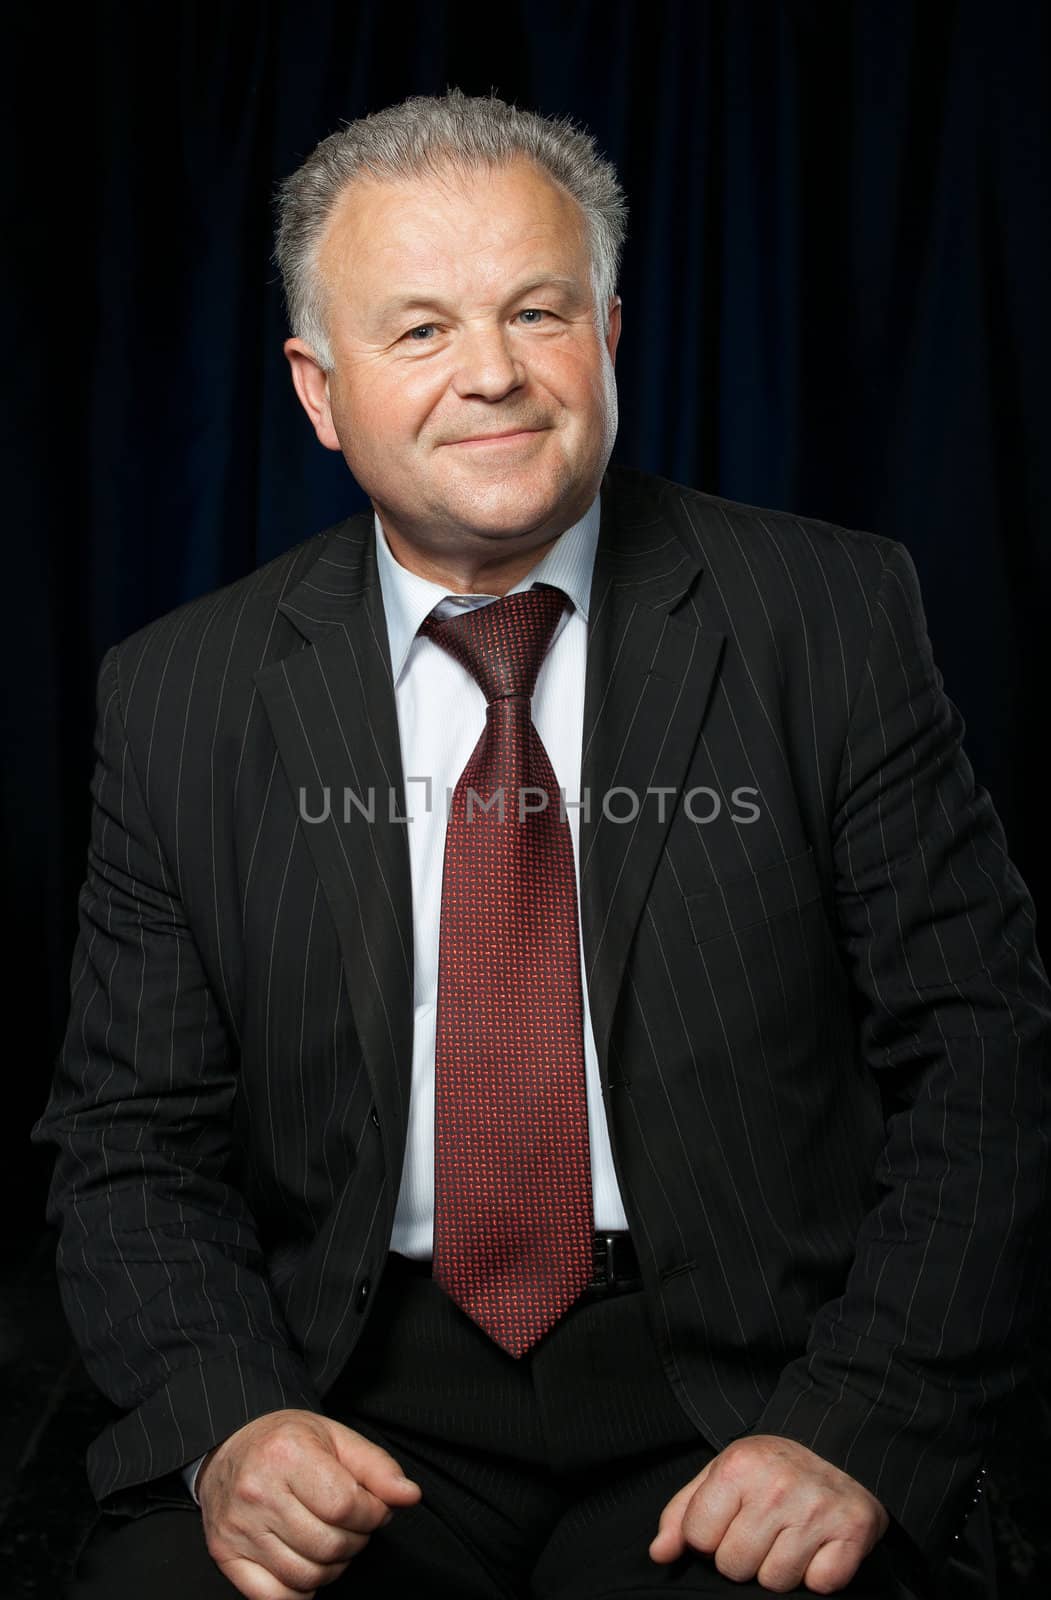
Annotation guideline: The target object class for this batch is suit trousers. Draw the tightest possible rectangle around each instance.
[66,1250,912,1599]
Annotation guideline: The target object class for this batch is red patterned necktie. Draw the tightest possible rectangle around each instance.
[419,582,594,1358]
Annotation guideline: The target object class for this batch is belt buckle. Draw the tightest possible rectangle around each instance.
[591,1232,619,1289]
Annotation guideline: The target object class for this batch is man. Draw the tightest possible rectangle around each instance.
[32,89,1050,1600]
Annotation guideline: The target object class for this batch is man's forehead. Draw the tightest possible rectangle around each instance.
[323,156,584,246]
[318,162,591,304]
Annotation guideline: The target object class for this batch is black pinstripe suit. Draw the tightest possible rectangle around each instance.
[31,463,1051,1576]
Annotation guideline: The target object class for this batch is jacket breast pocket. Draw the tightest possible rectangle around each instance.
[677,845,837,1069]
[684,845,825,946]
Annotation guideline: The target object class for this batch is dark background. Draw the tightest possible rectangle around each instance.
[2,1,1048,1593]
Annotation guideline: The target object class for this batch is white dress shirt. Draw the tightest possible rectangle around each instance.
[183,490,626,1501]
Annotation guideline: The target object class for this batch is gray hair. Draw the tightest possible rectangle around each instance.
[273,88,628,372]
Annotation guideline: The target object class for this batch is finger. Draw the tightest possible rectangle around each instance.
[702,1480,826,1587]
[705,1505,788,1585]
[678,1471,743,1558]
[211,1512,354,1596]
[648,1464,714,1562]
[330,1425,423,1504]
[216,1552,317,1600]
[803,1536,870,1594]
[255,1525,355,1591]
[210,1465,384,1570]
[204,1470,378,1586]
[259,1500,372,1567]
[287,1454,418,1534]
[646,1465,729,1561]
[755,1525,829,1594]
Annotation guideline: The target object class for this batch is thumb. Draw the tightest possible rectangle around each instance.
[327,1419,423,1506]
[649,1465,711,1564]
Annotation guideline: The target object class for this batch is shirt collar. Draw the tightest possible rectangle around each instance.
[375,492,601,686]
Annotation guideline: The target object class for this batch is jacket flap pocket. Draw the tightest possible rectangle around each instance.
[684,846,823,945]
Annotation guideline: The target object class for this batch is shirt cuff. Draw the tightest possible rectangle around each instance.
[181,1452,208,1506]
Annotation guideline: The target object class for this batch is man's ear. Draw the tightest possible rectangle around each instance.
[605,297,622,367]
[284,338,342,452]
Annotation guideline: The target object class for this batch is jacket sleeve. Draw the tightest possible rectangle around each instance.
[752,540,1051,1566]
[30,645,324,1517]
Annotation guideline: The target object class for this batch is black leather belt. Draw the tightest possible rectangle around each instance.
[389,1232,642,1295]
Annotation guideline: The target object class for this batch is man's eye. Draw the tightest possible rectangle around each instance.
[402,311,549,341]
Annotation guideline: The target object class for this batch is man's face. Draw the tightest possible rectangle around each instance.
[290,158,621,573]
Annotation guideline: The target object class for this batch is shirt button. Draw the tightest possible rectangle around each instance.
[370,1108,380,1128]
[355,1277,371,1312]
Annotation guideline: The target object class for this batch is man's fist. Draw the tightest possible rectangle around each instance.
[196,1408,422,1599]
[649,1434,889,1594]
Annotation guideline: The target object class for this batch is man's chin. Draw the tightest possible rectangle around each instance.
[439,476,582,542]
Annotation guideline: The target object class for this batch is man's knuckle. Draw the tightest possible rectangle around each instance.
[805,1577,841,1597]
[805,1547,859,1594]
[719,1448,749,1483]
[238,1472,270,1506]
[203,1531,229,1565]
[311,1523,352,1563]
[310,1474,350,1516]
[758,1566,802,1595]
[797,1488,826,1522]
[840,1508,875,1542]
[273,1555,327,1593]
[332,1482,371,1525]
[714,1545,751,1582]
[326,1491,358,1529]
[263,1433,303,1469]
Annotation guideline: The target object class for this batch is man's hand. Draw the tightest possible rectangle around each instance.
[649,1434,889,1594]
[196,1408,423,1599]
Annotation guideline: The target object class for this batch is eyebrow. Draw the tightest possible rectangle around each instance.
[373,275,587,326]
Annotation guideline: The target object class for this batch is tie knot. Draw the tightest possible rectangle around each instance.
[419,583,569,705]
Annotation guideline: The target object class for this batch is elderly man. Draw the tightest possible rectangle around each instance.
[33,89,1050,1600]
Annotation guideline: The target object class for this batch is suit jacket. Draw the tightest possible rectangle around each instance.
[32,463,1051,1573]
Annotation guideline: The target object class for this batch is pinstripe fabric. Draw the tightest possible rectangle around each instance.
[30,464,1051,1568]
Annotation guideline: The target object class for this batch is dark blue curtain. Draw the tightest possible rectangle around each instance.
[8,0,1049,1211]
[5,3,1050,1584]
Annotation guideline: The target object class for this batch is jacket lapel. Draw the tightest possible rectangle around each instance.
[254,512,415,1199]
[580,473,725,1079]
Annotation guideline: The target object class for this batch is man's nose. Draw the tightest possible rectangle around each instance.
[451,324,524,401]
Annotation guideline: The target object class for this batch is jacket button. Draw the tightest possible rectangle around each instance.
[355,1277,371,1311]
[370,1108,380,1128]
